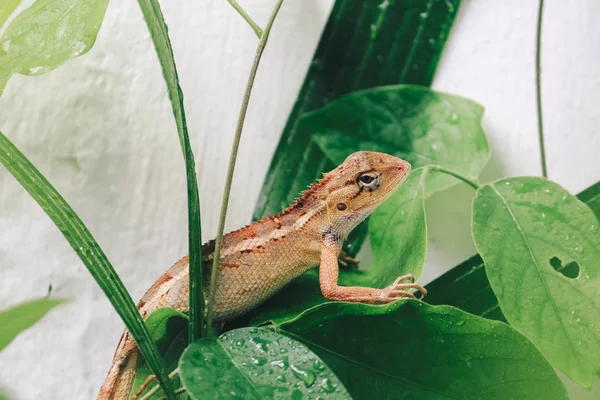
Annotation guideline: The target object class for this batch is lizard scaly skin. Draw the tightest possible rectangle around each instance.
[98,151,426,399]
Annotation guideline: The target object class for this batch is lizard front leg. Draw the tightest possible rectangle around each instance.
[319,231,427,303]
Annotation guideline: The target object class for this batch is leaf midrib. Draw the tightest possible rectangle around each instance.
[489,184,578,359]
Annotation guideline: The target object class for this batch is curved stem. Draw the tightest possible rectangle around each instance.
[206,0,285,333]
[536,0,547,177]
[426,165,480,190]
[226,0,263,38]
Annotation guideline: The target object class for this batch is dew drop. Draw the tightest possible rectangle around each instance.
[290,365,316,387]
[378,0,389,9]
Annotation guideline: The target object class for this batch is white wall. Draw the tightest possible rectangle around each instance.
[0,0,598,398]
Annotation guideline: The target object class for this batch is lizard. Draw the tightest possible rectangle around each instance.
[97,151,427,399]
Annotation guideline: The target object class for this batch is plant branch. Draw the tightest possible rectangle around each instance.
[536,0,547,177]
[206,0,284,332]
[226,0,263,38]
[426,165,480,190]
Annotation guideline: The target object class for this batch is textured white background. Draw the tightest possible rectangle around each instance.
[1,0,599,398]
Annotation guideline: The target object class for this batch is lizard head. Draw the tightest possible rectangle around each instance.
[324,151,411,234]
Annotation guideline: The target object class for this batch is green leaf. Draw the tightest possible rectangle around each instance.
[136,0,204,341]
[472,177,600,388]
[306,85,488,196]
[0,131,176,399]
[0,297,66,351]
[131,308,188,399]
[0,0,22,29]
[179,328,350,400]
[279,301,567,400]
[0,0,109,95]
[425,181,600,323]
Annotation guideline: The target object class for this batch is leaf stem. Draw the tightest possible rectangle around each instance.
[226,0,263,38]
[426,165,480,190]
[535,0,547,178]
[206,0,285,333]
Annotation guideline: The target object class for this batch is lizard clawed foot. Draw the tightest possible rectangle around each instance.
[381,274,427,300]
[338,250,360,270]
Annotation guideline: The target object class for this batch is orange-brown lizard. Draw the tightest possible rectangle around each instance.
[98,151,427,399]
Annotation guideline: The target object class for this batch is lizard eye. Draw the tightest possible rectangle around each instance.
[357,173,379,189]
[359,175,374,184]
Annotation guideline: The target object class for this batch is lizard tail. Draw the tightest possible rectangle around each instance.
[97,256,192,399]
[97,331,138,400]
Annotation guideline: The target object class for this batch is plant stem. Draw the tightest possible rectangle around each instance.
[206,0,285,333]
[226,0,263,38]
[426,165,480,190]
[137,368,180,400]
[535,0,547,177]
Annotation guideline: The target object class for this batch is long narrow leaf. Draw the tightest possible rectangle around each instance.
[136,0,204,340]
[0,131,176,400]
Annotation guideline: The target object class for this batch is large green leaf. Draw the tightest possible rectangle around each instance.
[179,328,350,399]
[0,0,109,95]
[136,0,204,340]
[306,85,488,195]
[253,0,461,257]
[131,308,188,399]
[472,177,600,389]
[0,131,176,399]
[425,181,600,322]
[0,298,66,351]
[279,301,567,400]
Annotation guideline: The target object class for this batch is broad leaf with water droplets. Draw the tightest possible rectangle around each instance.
[279,301,567,399]
[0,0,109,95]
[179,328,349,399]
[472,177,600,388]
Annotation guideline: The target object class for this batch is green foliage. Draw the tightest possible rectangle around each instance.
[245,86,488,326]
[279,301,567,400]
[179,328,349,400]
[253,0,461,256]
[306,85,489,195]
[472,177,600,388]
[0,298,66,351]
[3,0,599,397]
[0,0,109,95]
[136,0,204,341]
[131,308,188,399]
[0,131,176,399]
